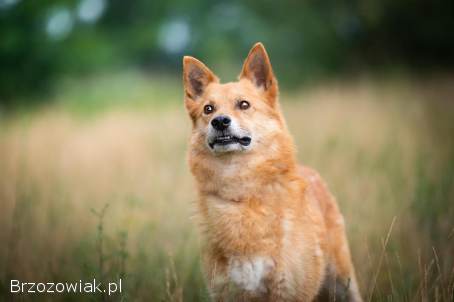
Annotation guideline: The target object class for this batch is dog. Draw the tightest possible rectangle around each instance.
[183,43,362,301]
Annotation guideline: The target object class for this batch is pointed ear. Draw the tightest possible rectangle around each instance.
[183,56,218,100]
[239,43,278,105]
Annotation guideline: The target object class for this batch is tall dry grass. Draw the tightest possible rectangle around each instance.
[0,74,453,301]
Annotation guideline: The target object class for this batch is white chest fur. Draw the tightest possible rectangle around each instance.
[228,256,274,293]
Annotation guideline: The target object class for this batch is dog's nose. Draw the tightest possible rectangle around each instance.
[211,115,231,131]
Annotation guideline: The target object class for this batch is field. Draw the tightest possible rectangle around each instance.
[0,73,453,301]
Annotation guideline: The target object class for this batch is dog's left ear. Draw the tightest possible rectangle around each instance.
[239,42,278,106]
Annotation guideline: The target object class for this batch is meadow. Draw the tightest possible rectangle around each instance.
[0,72,453,301]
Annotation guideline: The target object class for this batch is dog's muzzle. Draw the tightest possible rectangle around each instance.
[206,115,252,153]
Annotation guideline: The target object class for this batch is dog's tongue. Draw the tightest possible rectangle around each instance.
[239,136,251,146]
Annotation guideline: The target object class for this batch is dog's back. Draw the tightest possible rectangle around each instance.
[300,166,362,301]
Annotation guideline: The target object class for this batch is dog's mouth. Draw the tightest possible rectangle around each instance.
[208,135,252,149]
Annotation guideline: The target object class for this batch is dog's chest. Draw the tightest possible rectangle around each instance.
[204,196,280,294]
[228,256,275,293]
[205,195,280,252]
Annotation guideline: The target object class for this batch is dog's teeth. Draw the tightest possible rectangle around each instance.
[218,136,232,140]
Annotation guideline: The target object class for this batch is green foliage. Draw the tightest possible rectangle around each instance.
[1,0,454,107]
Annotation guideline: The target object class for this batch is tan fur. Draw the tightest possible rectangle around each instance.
[183,43,362,301]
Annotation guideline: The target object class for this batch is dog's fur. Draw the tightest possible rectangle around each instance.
[183,43,362,301]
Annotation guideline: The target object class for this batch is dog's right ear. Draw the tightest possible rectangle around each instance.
[183,56,218,101]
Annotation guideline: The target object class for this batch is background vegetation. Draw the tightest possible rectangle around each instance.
[1,0,454,107]
[0,0,453,301]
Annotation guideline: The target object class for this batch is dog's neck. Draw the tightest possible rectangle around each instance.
[190,134,300,202]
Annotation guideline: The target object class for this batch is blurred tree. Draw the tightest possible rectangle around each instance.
[0,0,62,106]
[0,0,453,107]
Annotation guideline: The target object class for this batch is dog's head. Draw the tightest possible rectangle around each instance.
[183,43,286,155]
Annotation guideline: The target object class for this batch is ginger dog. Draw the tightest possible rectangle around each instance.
[183,43,362,301]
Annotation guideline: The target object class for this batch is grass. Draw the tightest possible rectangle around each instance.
[0,72,453,301]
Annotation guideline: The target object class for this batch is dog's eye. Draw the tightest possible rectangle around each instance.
[204,104,214,114]
[239,100,250,110]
